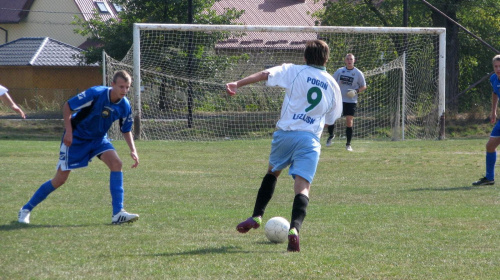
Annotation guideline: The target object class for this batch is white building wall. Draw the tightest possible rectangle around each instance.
[0,0,115,47]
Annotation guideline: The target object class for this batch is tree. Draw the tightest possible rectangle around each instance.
[73,0,243,64]
[315,0,500,113]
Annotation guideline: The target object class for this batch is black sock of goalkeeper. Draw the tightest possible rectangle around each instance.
[328,125,335,137]
[252,174,277,217]
[346,126,353,145]
[290,193,309,233]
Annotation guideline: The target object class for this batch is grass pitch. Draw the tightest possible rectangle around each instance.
[0,138,499,279]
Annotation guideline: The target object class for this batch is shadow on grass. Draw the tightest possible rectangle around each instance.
[0,220,107,231]
[151,245,243,256]
[150,242,285,257]
[409,186,485,191]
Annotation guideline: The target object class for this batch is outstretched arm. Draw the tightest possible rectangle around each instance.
[123,131,139,168]
[0,93,26,118]
[226,71,270,96]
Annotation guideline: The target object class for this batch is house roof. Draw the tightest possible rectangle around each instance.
[0,37,98,66]
[0,0,36,23]
[212,0,325,48]
[74,0,120,22]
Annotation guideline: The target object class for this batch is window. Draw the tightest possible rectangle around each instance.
[112,3,123,12]
[95,2,109,13]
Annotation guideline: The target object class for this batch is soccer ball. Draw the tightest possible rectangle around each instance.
[264,217,290,243]
[346,89,357,98]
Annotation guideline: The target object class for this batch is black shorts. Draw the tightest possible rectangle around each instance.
[342,102,357,117]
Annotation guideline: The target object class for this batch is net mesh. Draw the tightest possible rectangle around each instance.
[105,25,442,141]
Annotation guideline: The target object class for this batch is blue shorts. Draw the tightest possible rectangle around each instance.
[269,130,321,183]
[491,121,500,137]
[57,135,115,171]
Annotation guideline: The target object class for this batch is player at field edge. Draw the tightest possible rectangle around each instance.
[226,40,342,252]
[0,84,26,118]
[472,54,500,186]
[18,70,140,224]
[325,53,367,151]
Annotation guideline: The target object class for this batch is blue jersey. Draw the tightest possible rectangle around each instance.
[68,86,133,139]
[490,74,500,96]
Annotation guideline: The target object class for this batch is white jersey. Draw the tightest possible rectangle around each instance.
[266,63,342,139]
[0,85,7,96]
[333,66,366,103]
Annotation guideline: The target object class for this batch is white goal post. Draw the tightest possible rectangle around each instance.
[105,23,445,141]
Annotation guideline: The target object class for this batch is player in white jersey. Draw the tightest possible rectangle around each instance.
[226,40,342,252]
[0,84,26,118]
[326,53,367,151]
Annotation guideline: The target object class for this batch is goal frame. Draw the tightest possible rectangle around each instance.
[130,23,446,140]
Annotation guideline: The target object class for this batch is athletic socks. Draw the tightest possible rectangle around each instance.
[23,180,56,211]
[327,125,335,137]
[110,171,124,216]
[290,193,309,233]
[486,151,496,181]
[346,127,353,145]
[252,174,277,217]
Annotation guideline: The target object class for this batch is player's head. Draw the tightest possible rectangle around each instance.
[111,70,132,101]
[304,40,330,66]
[113,70,132,84]
[344,53,355,69]
[492,55,500,77]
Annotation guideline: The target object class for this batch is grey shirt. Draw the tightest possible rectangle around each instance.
[333,66,366,103]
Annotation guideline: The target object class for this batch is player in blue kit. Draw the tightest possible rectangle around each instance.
[226,40,342,252]
[18,70,140,224]
[472,55,500,186]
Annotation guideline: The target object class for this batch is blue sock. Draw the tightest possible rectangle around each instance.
[110,171,124,215]
[23,180,56,211]
[486,152,496,181]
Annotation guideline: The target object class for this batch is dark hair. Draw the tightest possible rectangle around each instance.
[113,70,132,83]
[304,40,330,66]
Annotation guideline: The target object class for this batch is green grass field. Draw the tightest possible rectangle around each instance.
[0,138,499,279]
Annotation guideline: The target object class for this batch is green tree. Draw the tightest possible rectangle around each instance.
[315,0,500,113]
[73,0,243,64]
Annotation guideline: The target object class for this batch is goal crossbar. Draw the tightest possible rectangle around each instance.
[134,23,445,35]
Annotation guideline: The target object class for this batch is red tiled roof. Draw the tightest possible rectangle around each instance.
[213,0,323,26]
[0,0,35,23]
[212,0,325,48]
[73,0,119,22]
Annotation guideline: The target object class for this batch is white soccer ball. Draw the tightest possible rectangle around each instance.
[346,89,357,98]
[264,217,290,243]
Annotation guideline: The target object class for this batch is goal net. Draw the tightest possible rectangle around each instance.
[104,24,445,141]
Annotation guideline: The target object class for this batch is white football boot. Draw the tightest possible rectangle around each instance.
[18,208,31,224]
[112,209,139,224]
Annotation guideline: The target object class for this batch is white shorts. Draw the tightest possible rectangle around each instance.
[269,130,321,183]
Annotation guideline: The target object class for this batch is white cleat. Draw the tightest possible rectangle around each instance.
[18,208,31,224]
[346,145,353,152]
[112,209,139,224]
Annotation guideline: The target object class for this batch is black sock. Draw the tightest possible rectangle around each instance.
[252,174,277,217]
[290,193,309,233]
[328,125,335,137]
[346,127,353,145]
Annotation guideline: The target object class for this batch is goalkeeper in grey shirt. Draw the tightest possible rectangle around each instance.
[327,53,367,151]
